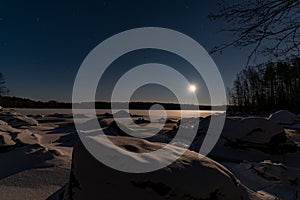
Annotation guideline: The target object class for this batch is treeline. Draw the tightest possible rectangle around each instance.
[0,96,71,108]
[0,96,218,110]
[62,101,213,110]
[229,58,300,113]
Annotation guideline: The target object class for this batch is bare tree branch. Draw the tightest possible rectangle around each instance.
[210,0,300,62]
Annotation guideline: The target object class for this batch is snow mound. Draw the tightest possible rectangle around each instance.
[268,110,297,125]
[113,110,131,118]
[228,160,300,200]
[0,143,60,179]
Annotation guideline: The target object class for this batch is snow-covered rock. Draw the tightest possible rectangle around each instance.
[0,120,8,126]
[191,116,299,163]
[268,110,297,125]
[63,136,275,200]
[224,117,285,144]
[46,113,71,118]
[197,116,285,144]
[0,111,38,128]
[0,118,39,153]
[0,131,16,146]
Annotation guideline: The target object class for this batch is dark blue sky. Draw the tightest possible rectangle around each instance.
[0,0,257,103]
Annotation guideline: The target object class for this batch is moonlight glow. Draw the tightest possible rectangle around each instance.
[189,84,197,92]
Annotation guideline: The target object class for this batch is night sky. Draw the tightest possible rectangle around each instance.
[0,0,257,104]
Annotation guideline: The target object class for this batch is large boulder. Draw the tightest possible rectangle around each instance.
[0,110,38,128]
[63,136,274,200]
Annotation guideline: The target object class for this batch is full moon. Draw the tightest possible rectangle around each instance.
[189,84,197,92]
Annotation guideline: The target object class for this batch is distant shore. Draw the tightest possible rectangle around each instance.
[0,95,226,110]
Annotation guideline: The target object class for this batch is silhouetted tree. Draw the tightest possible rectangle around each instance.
[0,73,9,96]
[210,0,300,62]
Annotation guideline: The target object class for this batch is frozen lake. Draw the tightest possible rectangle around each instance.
[14,108,222,118]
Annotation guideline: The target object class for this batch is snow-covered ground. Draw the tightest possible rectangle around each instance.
[0,108,299,199]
